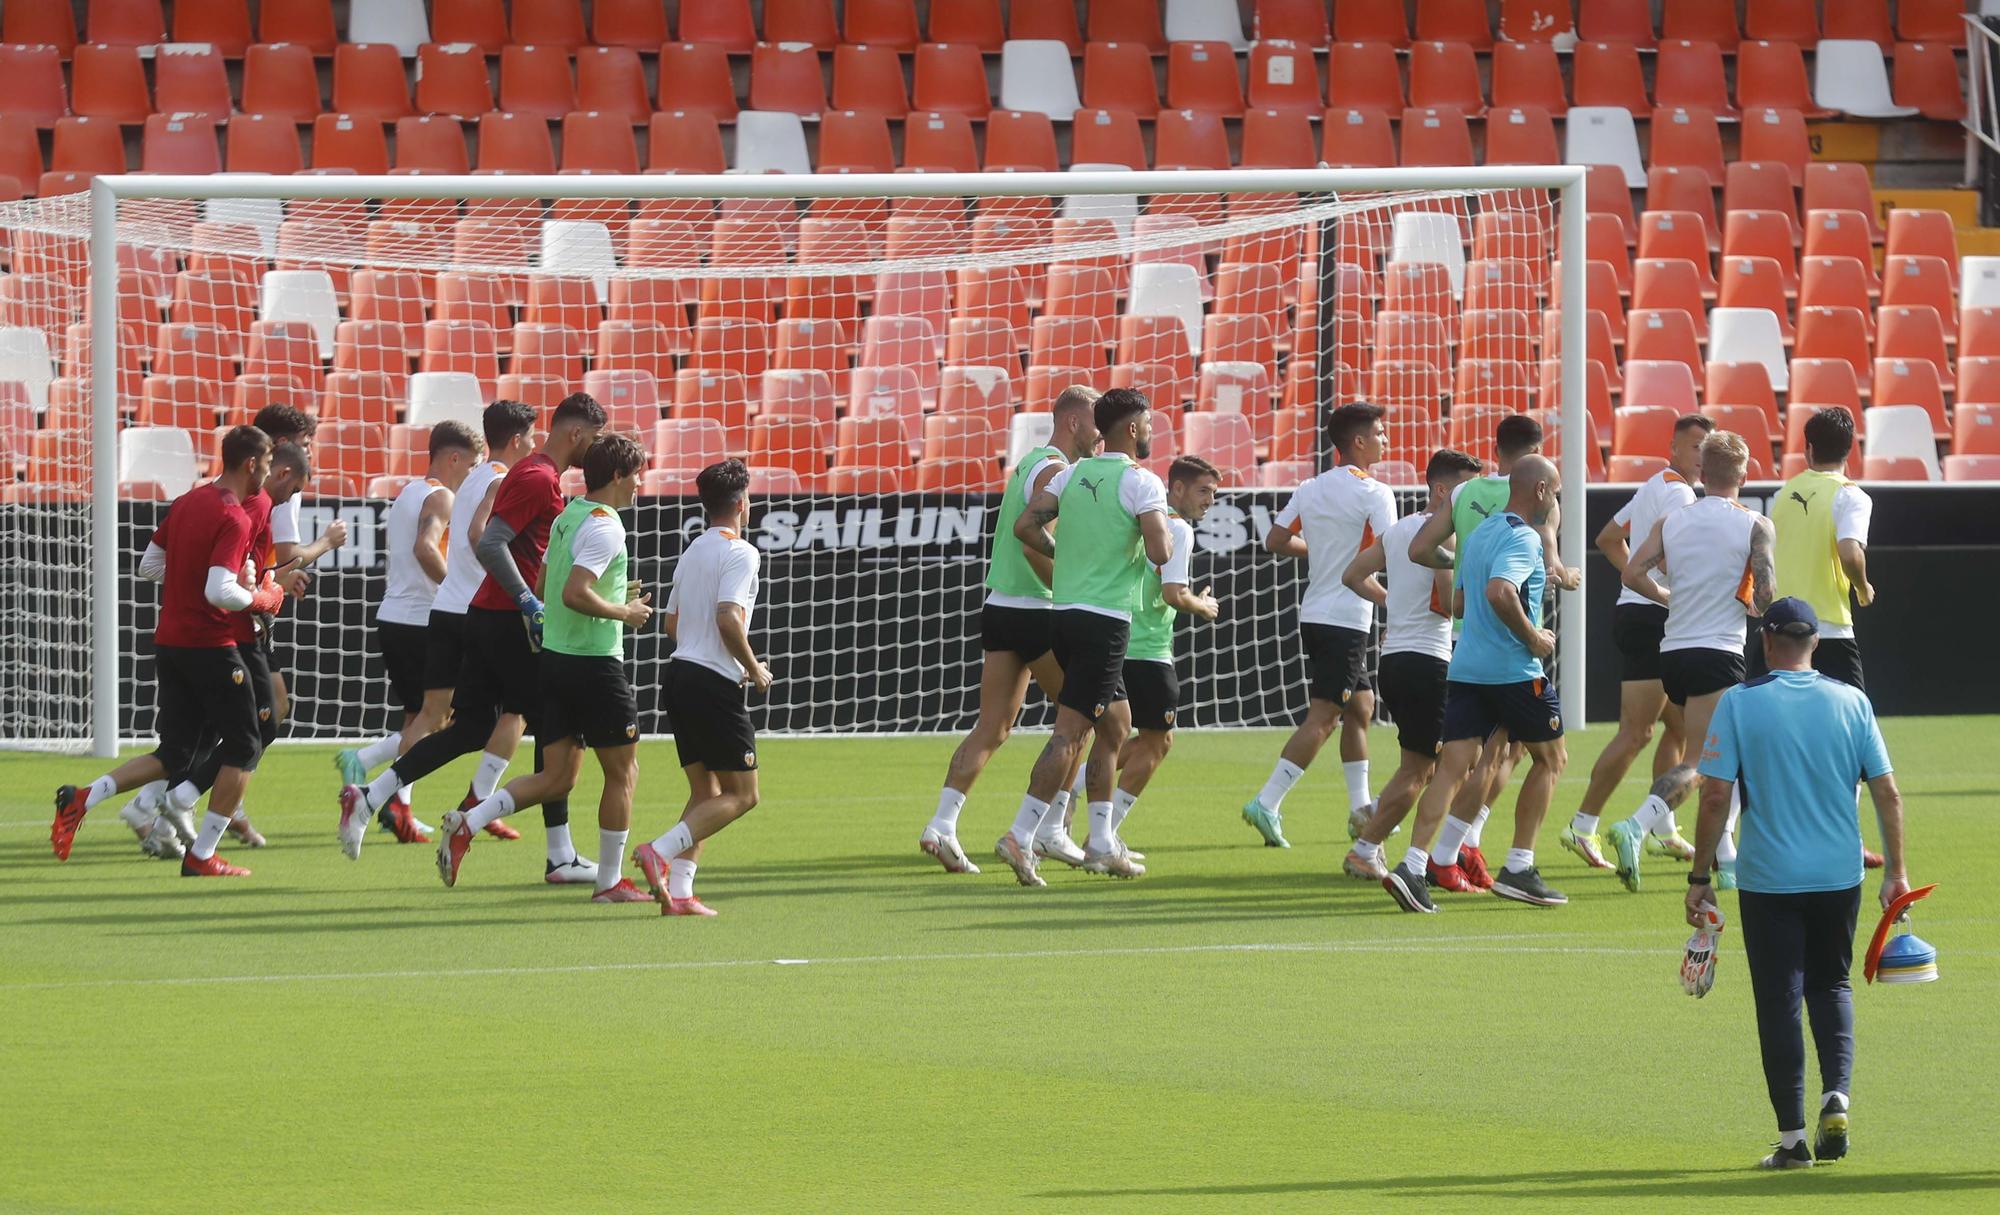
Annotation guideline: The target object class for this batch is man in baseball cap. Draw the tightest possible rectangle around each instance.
[1683,595,1913,1168]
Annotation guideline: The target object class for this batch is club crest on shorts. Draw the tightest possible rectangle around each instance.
[1163,709,1175,726]
[230,667,245,685]
[1339,688,1351,704]
[1549,715,1562,733]
[1093,702,1106,717]
[625,723,638,739]
[258,707,270,721]
[743,750,757,769]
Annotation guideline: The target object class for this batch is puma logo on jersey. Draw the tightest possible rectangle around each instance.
[1077,477,1103,502]
[1470,502,1492,517]
[1789,490,1814,511]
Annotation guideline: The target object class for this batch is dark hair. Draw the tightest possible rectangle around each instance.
[551,391,607,430]
[1803,406,1856,464]
[429,419,481,459]
[1425,447,1483,486]
[1168,455,1221,487]
[583,433,647,491]
[251,403,315,445]
[268,441,310,481]
[1329,402,1386,456]
[482,400,537,453]
[1494,413,1544,459]
[220,425,272,470]
[1675,412,1717,437]
[696,458,751,518]
[1093,386,1148,435]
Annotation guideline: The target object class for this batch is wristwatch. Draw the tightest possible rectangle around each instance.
[1688,871,1712,886]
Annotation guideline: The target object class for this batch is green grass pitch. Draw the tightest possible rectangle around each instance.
[3,718,1996,1213]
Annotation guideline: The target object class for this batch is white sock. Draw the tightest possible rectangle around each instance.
[596,829,627,890]
[357,732,401,769]
[546,821,575,864]
[1354,838,1384,862]
[651,821,695,860]
[667,857,697,899]
[168,781,200,813]
[363,769,400,810]
[930,787,967,834]
[231,807,249,825]
[136,780,167,811]
[1505,847,1535,874]
[190,811,230,860]
[1823,1091,1848,1112]
[1465,804,1491,847]
[1402,843,1430,874]
[1343,759,1371,810]
[472,751,510,800]
[1086,801,1114,853]
[1570,812,1599,836]
[1630,794,1669,835]
[1042,791,1069,838]
[1110,787,1138,832]
[1655,804,1682,839]
[1071,767,1089,805]
[466,789,514,831]
[1431,815,1472,866]
[1717,790,1742,864]
[1009,795,1049,847]
[394,784,415,808]
[1258,758,1305,812]
[1779,1129,1806,1149]
[85,774,119,809]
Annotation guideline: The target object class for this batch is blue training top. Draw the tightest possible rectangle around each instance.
[1447,511,1546,686]
[1697,669,1893,894]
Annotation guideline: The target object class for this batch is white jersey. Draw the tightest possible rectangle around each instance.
[1381,510,1453,661]
[378,477,447,626]
[1275,465,1398,632]
[1611,467,1696,607]
[1820,482,1873,641]
[668,525,762,682]
[1660,495,1761,654]
[432,459,506,616]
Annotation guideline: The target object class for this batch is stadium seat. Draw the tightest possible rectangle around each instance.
[1944,454,2000,481]
[1240,108,1317,169]
[1955,401,2000,452]
[651,44,738,121]
[1650,106,1726,179]
[1814,40,1915,118]
[1415,0,1495,48]
[909,43,991,119]
[499,44,578,120]
[1655,40,1733,116]
[985,109,1060,171]
[748,41,827,118]
[1063,107,1144,170]
[152,42,232,121]
[142,114,221,174]
[1569,41,1649,113]
[582,0,665,47]
[1726,161,1804,233]
[1709,307,1792,390]
[1823,0,1893,48]
[1900,0,1968,43]
[70,42,151,123]
[732,110,810,174]
[638,111,722,174]
[1399,105,1474,168]
[512,0,585,48]
[1623,359,1700,414]
[873,269,952,354]
[259,271,339,361]
[1626,309,1704,384]
[1887,211,1960,278]
[1737,107,1812,186]
[415,43,495,119]
[1246,39,1323,115]
[1165,40,1245,118]
[51,117,125,176]
[390,115,468,173]
[1795,308,1875,393]
[1631,258,1709,338]
[650,416,730,476]
[1319,107,1396,168]
[1664,0,1742,47]
[1877,306,1952,390]
[419,319,500,394]
[330,42,414,121]
[427,0,506,51]
[1491,40,1566,114]
[1734,40,1824,117]
[310,113,388,174]
[1861,409,1940,481]
[1744,0,1820,43]
[1486,105,1559,165]
[1566,107,1646,187]
[1873,357,1949,439]
[1718,256,1793,335]
[1606,453,1668,482]
[560,110,640,173]
[750,411,832,483]
[1080,40,1160,119]
[1894,41,1967,121]
[827,45,909,119]
[1000,41,1082,119]
[890,109,972,170]
[570,47,651,122]
[85,0,165,47]
[1882,255,1958,340]
[1965,306,2000,357]
[1637,211,1718,288]
[118,426,199,496]
[1323,42,1403,119]
[1789,356,1864,412]
[1612,403,1680,458]
[1803,214,1883,297]
[1150,108,1228,171]
[1183,412,1256,484]
[1408,40,1484,115]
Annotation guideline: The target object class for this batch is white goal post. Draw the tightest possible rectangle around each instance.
[53,166,1586,758]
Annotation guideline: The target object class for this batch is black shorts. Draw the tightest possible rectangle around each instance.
[541,650,640,749]
[377,619,429,715]
[423,609,468,691]
[1441,677,1564,745]
[1124,659,1179,732]
[663,659,757,771]
[1378,650,1450,757]
[980,602,1053,664]
[152,644,262,774]
[1302,623,1373,704]
[1052,609,1129,721]
[1611,601,1669,683]
[1659,646,1744,706]
[1746,627,1866,691]
[454,606,543,725]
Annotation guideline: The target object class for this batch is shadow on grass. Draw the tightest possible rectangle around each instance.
[1034,1167,2000,1202]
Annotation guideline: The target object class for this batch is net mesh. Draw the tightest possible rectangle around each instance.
[0,178,1569,749]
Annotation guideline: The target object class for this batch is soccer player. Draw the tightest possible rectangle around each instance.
[1341,448,1483,881]
[1685,597,1909,1169]
[52,426,284,875]
[1239,403,1398,849]
[440,435,656,903]
[1100,456,1221,866]
[339,393,606,882]
[632,460,770,916]
[1383,456,1568,912]
[1561,413,1713,867]
[338,401,541,842]
[1757,407,1873,691]
[249,403,348,736]
[994,388,1172,885]
[1611,430,1774,891]
[920,386,1100,875]
[334,420,483,844]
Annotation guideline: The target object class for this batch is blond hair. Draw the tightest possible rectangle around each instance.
[1700,429,1750,486]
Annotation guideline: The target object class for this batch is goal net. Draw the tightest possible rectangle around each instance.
[0,169,1584,754]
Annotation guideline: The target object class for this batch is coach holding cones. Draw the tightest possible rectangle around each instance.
[1685,596,1912,1170]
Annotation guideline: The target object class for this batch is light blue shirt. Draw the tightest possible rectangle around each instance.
[1447,511,1546,685]
[1697,669,1893,894]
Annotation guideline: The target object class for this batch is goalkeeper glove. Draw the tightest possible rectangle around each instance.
[517,590,545,652]
[247,577,286,616]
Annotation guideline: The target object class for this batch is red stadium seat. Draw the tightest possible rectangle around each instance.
[312,114,389,175]
[52,117,125,176]
[1876,305,1952,389]
[1166,40,1246,118]
[1637,211,1718,288]
[1895,41,1967,121]
[498,44,577,120]
[1718,256,1794,338]
[395,115,471,173]
[1417,0,1495,48]
[415,43,495,119]
[749,40,827,117]
[1491,40,1567,114]
[1499,0,1573,42]
[1082,40,1160,118]
[331,42,414,122]
[1183,413,1257,485]
[561,110,639,173]
[654,43,738,121]
[257,0,335,53]
[1625,309,1704,384]
[1240,108,1317,169]
[1320,107,1396,168]
[1794,308,1875,394]
[572,46,651,122]
[430,0,508,51]
[1247,41,1323,115]
[1873,356,1949,438]
[1804,166,1886,241]
[911,43,992,118]
[1325,42,1404,117]
[1789,357,1864,411]
[1009,0,1084,52]
[477,112,556,174]
[1800,257,1874,331]
[830,44,909,119]
[1486,105,1560,165]
[1155,109,1232,171]
[1398,105,1474,167]
[1650,107,1726,179]
[142,114,221,175]
[512,0,585,47]
[71,42,150,123]
[1571,41,1650,113]
[591,0,667,48]
[1408,40,1484,114]
[1824,0,1893,48]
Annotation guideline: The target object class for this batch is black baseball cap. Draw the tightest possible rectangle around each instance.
[1761,596,1819,637]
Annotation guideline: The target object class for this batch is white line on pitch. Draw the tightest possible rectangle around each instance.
[1,935,1672,993]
